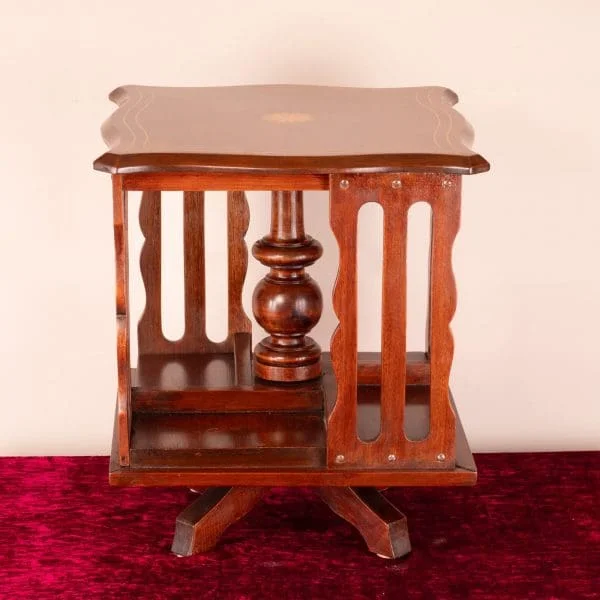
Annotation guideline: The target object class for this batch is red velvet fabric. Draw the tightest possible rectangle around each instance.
[0,453,598,599]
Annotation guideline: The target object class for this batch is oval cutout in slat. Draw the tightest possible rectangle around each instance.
[204,191,229,343]
[161,192,185,342]
[406,201,432,351]
[405,201,432,441]
[357,201,384,442]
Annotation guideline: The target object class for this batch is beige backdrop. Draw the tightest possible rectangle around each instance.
[1,0,599,455]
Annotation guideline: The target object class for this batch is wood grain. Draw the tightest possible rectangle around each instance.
[112,175,131,466]
[328,173,461,469]
[171,487,263,556]
[137,190,251,356]
[252,191,323,381]
[319,487,411,558]
[109,370,477,487]
[121,172,329,191]
[94,85,489,175]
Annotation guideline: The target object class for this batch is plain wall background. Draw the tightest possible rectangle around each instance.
[1,0,599,455]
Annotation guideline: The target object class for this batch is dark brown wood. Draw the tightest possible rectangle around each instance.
[137,191,251,356]
[132,388,323,413]
[112,175,131,466]
[132,341,326,392]
[122,172,329,191]
[252,191,323,382]
[131,347,323,414]
[319,487,411,558]
[357,352,430,385]
[130,411,325,469]
[109,362,476,486]
[171,487,263,556]
[428,176,460,464]
[327,172,459,469]
[94,85,489,175]
[99,84,488,559]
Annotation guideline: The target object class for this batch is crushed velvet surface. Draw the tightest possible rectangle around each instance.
[0,453,598,599]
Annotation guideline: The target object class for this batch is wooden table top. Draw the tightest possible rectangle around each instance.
[93,85,488,175]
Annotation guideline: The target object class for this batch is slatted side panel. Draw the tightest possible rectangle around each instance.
[112,175,131,466]
[327,173,459,469]
[137,191,251,357]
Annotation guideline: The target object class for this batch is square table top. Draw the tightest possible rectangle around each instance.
[93,85,488,175]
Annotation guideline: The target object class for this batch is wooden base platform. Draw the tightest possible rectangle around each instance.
[110,352,476,487]
[110,350,476,558]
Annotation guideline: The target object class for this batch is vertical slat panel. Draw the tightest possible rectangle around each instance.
[328,176,360,465]
[137,191,164,354]
[112,175,131,466]
[428,176,460,466]
[227,191,252,336]
[137,191,252,357]
[327,173,459,469]
[379,190,407,447]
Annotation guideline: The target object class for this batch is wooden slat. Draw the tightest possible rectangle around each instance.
[227,192,252,337]
[379,186,407,448]
[328,175,359,463]
[233,331,253,386]
[137,191,164,354]
[182,191,207,348]
[427,175,460,466]
[112,175,131,466]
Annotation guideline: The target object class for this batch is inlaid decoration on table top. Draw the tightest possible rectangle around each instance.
[94,85,489,175]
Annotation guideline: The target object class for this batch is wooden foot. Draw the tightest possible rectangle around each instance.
[171,486,263,556]
[318,487,411,559]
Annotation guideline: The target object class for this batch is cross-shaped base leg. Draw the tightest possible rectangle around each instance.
[171,487,264,556]
[318,487,411,559]
[171,486,410,559]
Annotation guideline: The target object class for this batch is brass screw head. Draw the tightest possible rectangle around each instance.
[391,180,402,189]
[339,179,350,190]
[388,454,397,462]
[437,453,446,461]
[335,454,345,464]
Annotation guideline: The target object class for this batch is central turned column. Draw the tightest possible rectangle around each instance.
[252,191,323,382]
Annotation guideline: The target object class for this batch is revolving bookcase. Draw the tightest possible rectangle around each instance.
[94,84,489,558]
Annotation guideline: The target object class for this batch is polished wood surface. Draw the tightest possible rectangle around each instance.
[171,487,263,556]
[94,85,489,175]
[109,362,477,487]
[130,412,325,469]
[99,85,488,558]
[137,190,251,356]
[112,175,131,465]
[328,172,458,469]
[319,487,411,559]
[121,172,329,191]
[252,191,323,381]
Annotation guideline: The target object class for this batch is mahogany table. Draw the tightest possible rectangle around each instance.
[94,84,489,558]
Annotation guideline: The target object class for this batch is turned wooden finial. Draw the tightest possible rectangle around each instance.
[252,191,323,382]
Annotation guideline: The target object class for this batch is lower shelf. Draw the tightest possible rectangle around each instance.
[130,412,326,469]
[110,388,476,488]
